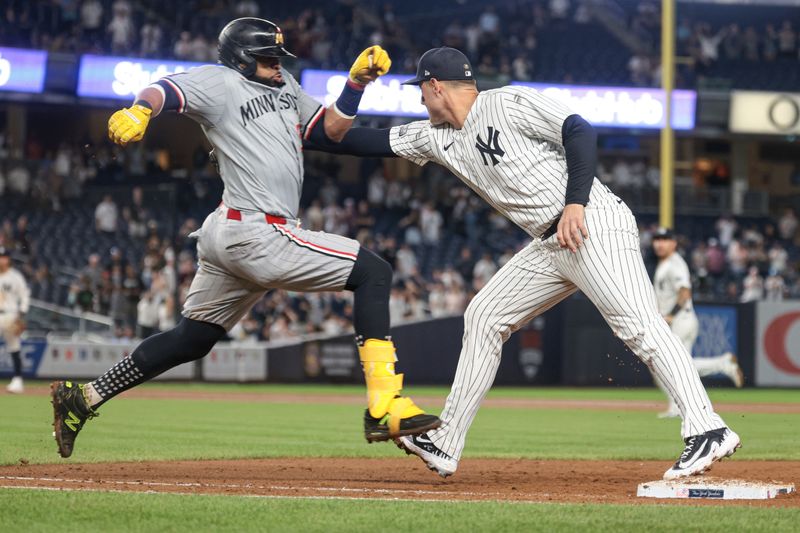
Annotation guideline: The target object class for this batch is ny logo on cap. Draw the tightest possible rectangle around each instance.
[424,70,430,76]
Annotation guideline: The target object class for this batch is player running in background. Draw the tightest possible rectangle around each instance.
[49,18,440,459]
[651,227,743,419]
[0,246,30,394]
[308,46,741,481]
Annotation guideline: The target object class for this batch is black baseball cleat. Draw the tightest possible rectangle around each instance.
[363,409,442,443]
[663,427,741,480]
[51,381,98,458]
[395,433,458,478]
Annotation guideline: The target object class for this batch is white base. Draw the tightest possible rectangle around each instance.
[637,478,795,500]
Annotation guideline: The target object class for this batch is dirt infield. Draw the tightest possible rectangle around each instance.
[0,458,797,506]
[18,385,800,414]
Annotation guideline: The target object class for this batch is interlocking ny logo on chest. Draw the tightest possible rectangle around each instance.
[475,126,505,166]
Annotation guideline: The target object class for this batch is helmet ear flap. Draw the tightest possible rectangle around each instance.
[218,41,256,77]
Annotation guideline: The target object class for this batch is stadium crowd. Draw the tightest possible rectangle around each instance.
[0,0,798,340]
[1,0,797,89]
[0,137,798,341]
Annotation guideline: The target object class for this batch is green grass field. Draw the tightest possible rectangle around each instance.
[1,383,798,531]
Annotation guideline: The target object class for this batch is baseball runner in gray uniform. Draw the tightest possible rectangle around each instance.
[307,47,741,481]
[50,18,440,459]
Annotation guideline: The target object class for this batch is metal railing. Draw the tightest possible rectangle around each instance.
[27,299,115,336]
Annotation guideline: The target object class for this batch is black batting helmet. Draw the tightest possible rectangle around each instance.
[217,18,295,78]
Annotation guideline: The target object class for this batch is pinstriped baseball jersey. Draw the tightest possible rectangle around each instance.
[164,66,323,218]
[654,252,694,316]
[389,86,620,238]
[0,268,29,315]
[392,85,730,466]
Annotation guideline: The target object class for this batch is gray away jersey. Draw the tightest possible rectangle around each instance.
[163,66,323,217]
[390,86,619,238]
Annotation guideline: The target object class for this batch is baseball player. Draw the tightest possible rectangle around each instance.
[308,47,740,481]
[50,18,440,459]
[0,246,30,394]
[651,227,743,419]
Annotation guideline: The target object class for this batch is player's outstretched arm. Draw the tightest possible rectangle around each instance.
[322,45,391,142]
[304,126,396,158]
[107,87,163,146]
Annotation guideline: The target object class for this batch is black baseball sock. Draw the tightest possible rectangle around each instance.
[10,351,22,377]
[345,247,392,344]
[88,318,225,408]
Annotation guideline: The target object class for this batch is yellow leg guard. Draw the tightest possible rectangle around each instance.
[359,339,401,419]
[386,396,425,437]
[364,373,403,419]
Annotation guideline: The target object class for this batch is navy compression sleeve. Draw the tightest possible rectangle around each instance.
[304,123,396,158]
[561,114,597,206]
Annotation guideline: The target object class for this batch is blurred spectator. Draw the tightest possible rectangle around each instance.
[777,20,796,59]
[722,24,744,60]
[107,1,135,54]
[136,288,161,339]
[778,208,798,241]
[234,0,259,18]
[697,24,726,65]
[80,0,104,45]
[740,266,764,302]
[472,252,497,291]
[549,0,570,20]
[82,253,103,290]
[765,274,786,301]
[395,243,418,280]
[455,246,476,285]
[68,274,95,312]
[768,242,788,275]
[479,6,500,34]
[743,26,759,61]
[139,17,163,58]
[7,163,31,196]
[95,194,119,233]
[715,214,737,248]
[173,31,192,59]
[420,202,443,245]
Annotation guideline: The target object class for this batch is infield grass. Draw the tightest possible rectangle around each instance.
[1,384,798,465]
[1,488,798,532]
[1,383,798,532]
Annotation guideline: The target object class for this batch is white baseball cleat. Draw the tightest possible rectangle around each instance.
[395,433,458,478]
[722,352,745,388]
[663,427,741,480]
[6,377,24,394]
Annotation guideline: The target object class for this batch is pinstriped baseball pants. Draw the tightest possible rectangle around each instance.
[429,204,726,460]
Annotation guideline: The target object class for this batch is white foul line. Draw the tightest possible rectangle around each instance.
[0,475,543,500]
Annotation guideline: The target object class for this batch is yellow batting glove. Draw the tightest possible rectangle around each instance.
[349,45,392,85]
[108,104,152,146]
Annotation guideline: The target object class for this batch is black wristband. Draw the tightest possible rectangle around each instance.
[669,304,682,316]
[134,99,152,110]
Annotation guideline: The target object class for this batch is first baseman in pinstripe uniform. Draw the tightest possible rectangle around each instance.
[49,18,440,459]
[308,47,741,480]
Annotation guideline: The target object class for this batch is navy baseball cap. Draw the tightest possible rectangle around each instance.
[653,227,676,240]
[402,47,474,85]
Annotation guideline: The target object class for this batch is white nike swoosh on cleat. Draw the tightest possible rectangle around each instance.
[678,440,710,469]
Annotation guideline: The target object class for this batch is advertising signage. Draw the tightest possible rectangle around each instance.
[301,69,696,129]
[77,55,208,99]
[0,47,47,93]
